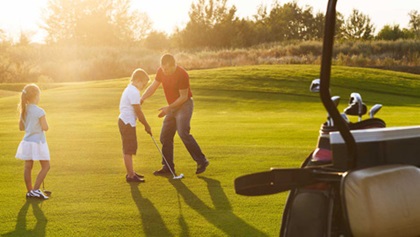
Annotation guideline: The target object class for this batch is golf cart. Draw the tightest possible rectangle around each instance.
[234,0,420,236]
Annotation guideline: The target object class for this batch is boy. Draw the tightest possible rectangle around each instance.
[118,68,152,182]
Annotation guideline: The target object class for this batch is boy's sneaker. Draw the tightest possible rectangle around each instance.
[196,160,209,174]
[27,189,49,200]
[153,167,172,176]
[126,175,145,183]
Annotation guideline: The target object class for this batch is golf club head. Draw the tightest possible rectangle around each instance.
[344,102,367,116]
[331,96,340,107]
[310,79,320,92]
[173,173,184,180]
[43,190,52,196]
[349,92,365,115]
[369,104,382,118]
[349,92,362,104]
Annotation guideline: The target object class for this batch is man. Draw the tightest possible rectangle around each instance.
[141,54,209,175]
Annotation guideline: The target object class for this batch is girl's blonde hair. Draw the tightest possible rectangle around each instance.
[19,84,41,122]
[130,68,150,84]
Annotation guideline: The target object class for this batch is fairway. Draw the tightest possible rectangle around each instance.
[1,65,419,236]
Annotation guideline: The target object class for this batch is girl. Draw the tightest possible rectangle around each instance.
[15,84,50,200]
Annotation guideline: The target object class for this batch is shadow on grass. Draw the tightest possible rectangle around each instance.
[2,199,47,237]
[175,192,190,237]
[170,177,269,237]
[130,183,173,237]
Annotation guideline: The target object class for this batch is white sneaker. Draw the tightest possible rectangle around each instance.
[27,189,49,200]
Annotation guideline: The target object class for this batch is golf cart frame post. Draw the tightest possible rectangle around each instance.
[319,0,357,170]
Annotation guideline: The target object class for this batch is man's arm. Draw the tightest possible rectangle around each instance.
[158,89,189,118]
[141,80,160,104]
[133,104,152,135]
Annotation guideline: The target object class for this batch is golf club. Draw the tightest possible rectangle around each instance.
[344,101,367,120]
[150,135,184,180]
[309,78,320,92]
[369,104,382,118]
[329,96,340,126]
[42,181,52,196]
[341,113,349,123]
[349,92,364,121]
[234,167,343,196]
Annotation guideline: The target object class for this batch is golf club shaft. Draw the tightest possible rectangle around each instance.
[150,135,177,178]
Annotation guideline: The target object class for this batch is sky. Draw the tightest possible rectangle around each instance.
[0,0,419,43]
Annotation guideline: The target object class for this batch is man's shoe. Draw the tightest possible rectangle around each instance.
[196,160,209,174]
[153,168,172,176]
[126,175,145,183]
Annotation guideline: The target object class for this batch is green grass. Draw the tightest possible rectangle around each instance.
[0,65,419,236]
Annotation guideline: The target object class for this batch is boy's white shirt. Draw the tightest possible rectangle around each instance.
[119,84,141,127]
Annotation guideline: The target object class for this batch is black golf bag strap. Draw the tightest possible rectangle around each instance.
[348,118,386,130]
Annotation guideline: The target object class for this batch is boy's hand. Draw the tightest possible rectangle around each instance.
[144,124,152,135]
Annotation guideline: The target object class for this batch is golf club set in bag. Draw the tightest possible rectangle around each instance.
[234,0,420,236]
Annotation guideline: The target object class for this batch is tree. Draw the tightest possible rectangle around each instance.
[177,0,212,48]
[247,4,271,46]
[268,2,297,41]
[211,5,238,47]
[342,9,375,40]
[267,2,319,41]
[408,10,420,39]
[111,0,152,43]
[311,12,325,40]
[376,24,405,40]
[177,0,238,49]
[334,12,345,39]
[144,31,171,50]
[42,0,152,45]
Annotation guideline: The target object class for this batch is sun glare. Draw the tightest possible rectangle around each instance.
[131,0,191,34]
[0,0,419,42]
[0,0,48,42]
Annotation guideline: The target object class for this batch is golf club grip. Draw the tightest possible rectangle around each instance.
[234,168,316,196]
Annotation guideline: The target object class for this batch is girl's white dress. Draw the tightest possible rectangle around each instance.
[15,104,50,161]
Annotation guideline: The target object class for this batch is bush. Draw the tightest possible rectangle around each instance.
[0,40,418,83]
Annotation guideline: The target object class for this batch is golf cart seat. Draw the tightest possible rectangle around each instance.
[342,164,420,237]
